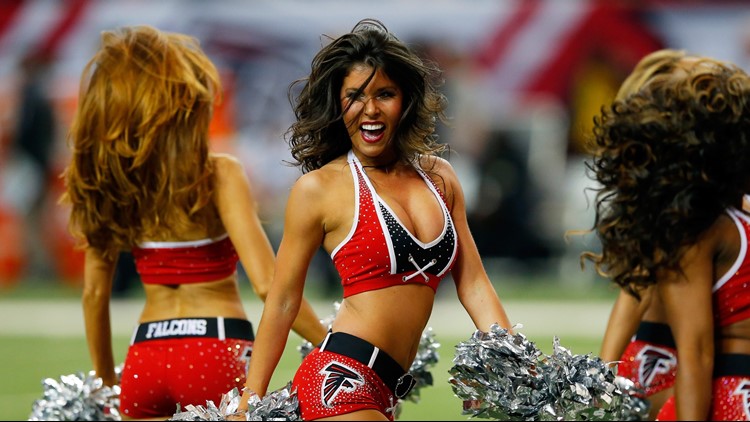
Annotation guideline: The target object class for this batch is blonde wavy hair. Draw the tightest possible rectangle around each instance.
[61,25,223,260]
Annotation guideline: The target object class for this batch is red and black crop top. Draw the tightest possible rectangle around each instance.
[331,150,458,298]
[714,207,750,327]
[131,233,239,285]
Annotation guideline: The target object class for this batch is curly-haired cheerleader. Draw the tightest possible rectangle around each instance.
[583,49,750,420]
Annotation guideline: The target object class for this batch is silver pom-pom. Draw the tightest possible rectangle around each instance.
[169,387,242,421]
[611,376,651,421]
[449,323,545,420]
[246,383,300,421]
[28,370,121,421]
[538,337,649,420]
[448,324,649,421]
[169,383,300,421]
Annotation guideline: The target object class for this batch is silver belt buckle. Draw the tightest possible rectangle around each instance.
[394,373,416,399]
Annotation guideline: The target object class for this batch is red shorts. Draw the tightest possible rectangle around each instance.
[656,354,750,421]
[119,317,254,419]
[618,321,677,397]
[292,331,413,421]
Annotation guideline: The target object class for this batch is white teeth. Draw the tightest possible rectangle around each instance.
[361,123,384,131]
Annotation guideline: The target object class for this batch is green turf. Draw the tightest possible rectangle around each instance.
[0,332,601,421]
[0,269,619,302]
[0,272,612,420]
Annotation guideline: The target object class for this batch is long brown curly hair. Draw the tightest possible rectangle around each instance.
[61,25,223,260]
[582,49,750,297]
[285,18,449,173]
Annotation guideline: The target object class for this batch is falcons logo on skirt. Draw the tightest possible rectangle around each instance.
[319,362,364,407]
[636,345,677,387]
[734,380,750,420]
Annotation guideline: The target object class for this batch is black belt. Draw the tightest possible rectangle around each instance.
[635,321,676,349]
[714,353,750,377]
[319,331,415,399]
[131,317,254,344]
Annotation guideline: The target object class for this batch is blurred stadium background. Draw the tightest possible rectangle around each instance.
[1,0,749,419]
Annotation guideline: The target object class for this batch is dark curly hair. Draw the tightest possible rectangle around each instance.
[582,49,750,297]
[285,18,448,173]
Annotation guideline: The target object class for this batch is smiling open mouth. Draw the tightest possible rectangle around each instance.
[361,123,385,142]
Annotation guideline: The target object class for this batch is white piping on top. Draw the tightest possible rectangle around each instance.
[137,232,229,249]
[714,208,748,293]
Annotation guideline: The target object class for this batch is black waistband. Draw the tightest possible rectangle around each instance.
[634,321,676,349]
[131,317,254,344]
[714,354,750,377]
[319,331,415,399]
